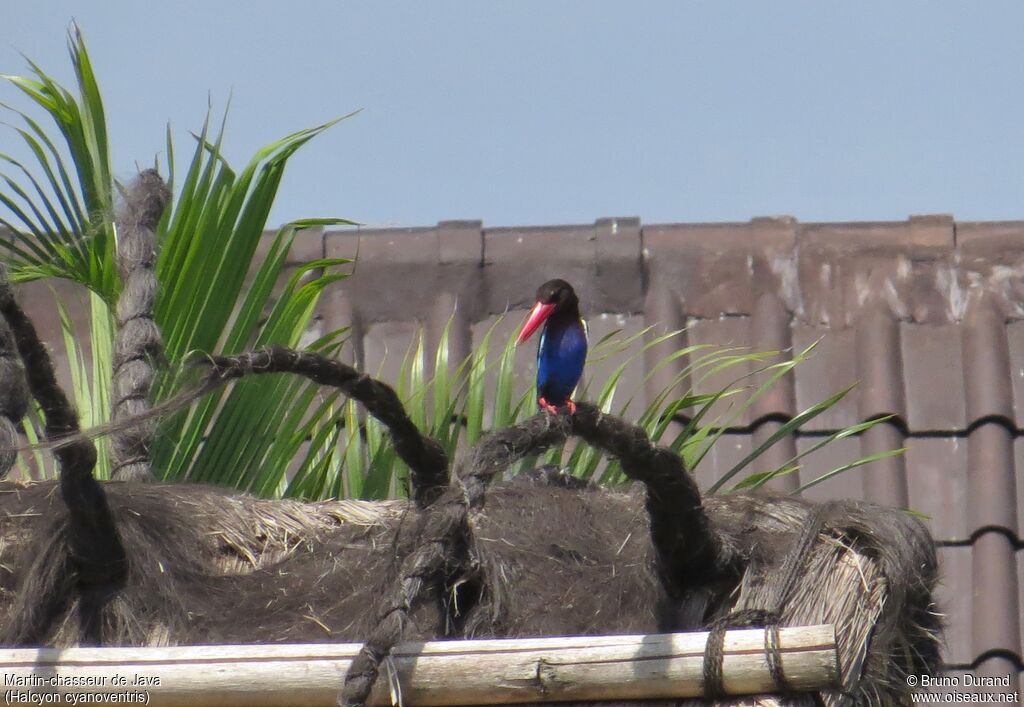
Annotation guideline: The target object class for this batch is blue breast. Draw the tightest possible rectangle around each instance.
[536,319,588,406]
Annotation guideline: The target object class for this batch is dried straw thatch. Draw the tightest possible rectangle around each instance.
[0,473,939,706]
[0,171,941,706]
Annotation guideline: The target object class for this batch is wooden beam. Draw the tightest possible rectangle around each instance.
[0,625,838,706]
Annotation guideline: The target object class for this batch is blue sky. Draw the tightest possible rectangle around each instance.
[3,2,1024,229]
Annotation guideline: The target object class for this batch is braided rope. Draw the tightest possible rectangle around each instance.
[0,284,29,477]
[0,270,126,645]
[110,169,170,481]
[701,502,835,698]
[204,347,450,506]
[340,401,723,706]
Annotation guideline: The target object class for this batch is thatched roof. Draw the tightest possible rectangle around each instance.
[0,475,939,706]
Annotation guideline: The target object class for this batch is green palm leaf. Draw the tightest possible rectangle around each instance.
[2,27,358,494]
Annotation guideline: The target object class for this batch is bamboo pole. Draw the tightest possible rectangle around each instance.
[0,625,838,706]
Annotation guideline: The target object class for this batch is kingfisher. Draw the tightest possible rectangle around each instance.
[516,279,588,414]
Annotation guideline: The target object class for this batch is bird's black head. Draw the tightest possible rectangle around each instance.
[516,279,583,345]
[534,278,579,315]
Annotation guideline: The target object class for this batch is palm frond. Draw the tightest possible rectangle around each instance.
[2,28,358,494]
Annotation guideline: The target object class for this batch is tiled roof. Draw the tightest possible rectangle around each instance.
[319,215,1023,695]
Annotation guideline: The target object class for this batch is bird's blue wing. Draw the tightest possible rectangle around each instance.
[536,319,587,406]
[536,327,549,392]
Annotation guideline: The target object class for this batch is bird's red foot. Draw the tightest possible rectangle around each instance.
[538,397,578,415]
[538,397,559,415]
